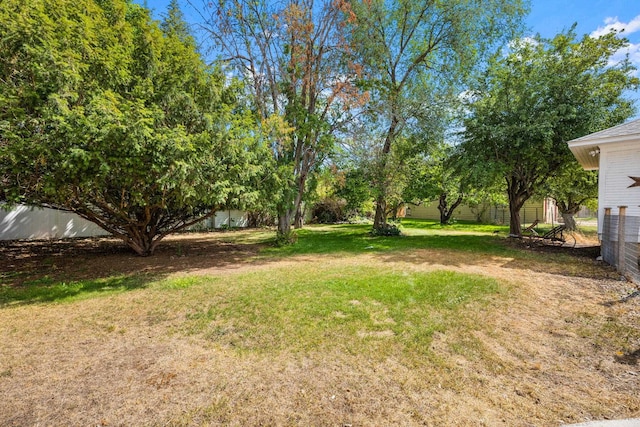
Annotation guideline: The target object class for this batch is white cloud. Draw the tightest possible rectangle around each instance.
[612,42,640,62]
[590,16,640,76]
[591,15,640,38]
[607,41,640,76]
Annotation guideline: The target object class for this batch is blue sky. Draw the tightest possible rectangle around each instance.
[141,0,640,112]
[527,0,640,117]
[143,0,640,72]
[528,0,640,71]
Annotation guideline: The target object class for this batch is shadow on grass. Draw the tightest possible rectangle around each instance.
[615,348,640,365]
[602,290,640,307]
[0,232,266,281]
[0,274,152,307]
[266,223,615,281]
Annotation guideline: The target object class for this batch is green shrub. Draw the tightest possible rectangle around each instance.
[370,224,402,236]
[274,230,298,246]
[311,198,347,223]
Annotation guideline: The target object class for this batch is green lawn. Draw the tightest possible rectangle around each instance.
[261,219,513,257]
[175,266,502,360]
[2,219,636,426]
[0,275,146,306]
[0,220,513,360]
[0,219,592,307]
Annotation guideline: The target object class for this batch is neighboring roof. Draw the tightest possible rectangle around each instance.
[567,118,640,170]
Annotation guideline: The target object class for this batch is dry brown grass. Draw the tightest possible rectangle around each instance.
[1,231,639,426]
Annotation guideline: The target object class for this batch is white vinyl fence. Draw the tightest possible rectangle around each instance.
[0,205,108,240]
[191,209,249,230]
[0,204,248,241]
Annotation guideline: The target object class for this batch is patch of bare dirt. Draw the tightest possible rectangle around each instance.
[1,231,639,426]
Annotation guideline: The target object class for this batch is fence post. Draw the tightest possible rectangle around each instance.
[603,208,612,265]
[618,206,627,273]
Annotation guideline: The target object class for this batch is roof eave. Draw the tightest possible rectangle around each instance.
[569,132,640,147]
[568,141,600,170]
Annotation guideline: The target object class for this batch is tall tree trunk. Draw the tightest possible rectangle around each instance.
[561,212,577,231]
[438,193,464,225]
[508,202,522,237]
[277,209,293,242]
[293,173,307,229]
[291,133,316,230]
[373,195,387,229]
[294,205,304,229]
[557,200,581,231]
[275,186,296,242]
[507,191,531,237]
[506,178,530,237]
[372,116,398,231]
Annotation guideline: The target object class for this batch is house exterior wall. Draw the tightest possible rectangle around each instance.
[0,205,248,241]
[407,198,556,225]
[567,119,640,284]
[597,140,640,236]
[596,140,640,282]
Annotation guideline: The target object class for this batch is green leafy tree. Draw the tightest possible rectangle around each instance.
[161,0,193,44]
[347,0,527,232]
[0,0,266,255]
[195,0,364,242]
[304,166,346,224]
[403,144,465,225]
[462,28,638,236]
[544,160,598,231]
[335,168,374,218]
[403,142,505,224]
